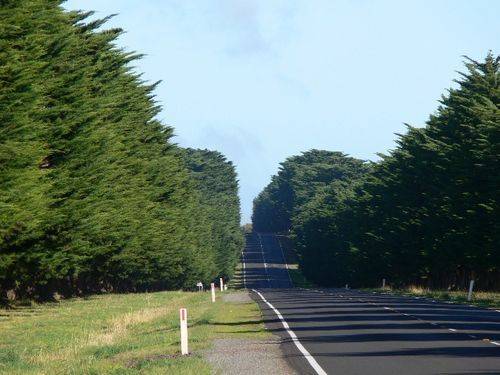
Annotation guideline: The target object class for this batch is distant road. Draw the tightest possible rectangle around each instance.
[243,232,500,375]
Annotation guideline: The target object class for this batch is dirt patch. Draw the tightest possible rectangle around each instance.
[204,338,297,374]
[125,353,189,368]
[222,291,252,303]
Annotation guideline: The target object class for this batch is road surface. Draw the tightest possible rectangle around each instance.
[243,232,500,375]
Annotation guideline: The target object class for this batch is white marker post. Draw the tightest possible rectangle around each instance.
[224,284,228,291]
[382,278,386,289]
[179,308,188,355]
[211,282,216,303]
[467,280,475,301]
[345,284,349,290]
[219,277,224,292]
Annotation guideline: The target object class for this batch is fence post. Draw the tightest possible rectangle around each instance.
[467,280,475,301]
[179,308,188,355]
[211,282,216,303]
[219,277,224,292]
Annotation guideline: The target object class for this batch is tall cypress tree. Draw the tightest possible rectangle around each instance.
[182,148,243,279]
[1,0,239,298]
[253,150,370,233]
[254,55,499,289]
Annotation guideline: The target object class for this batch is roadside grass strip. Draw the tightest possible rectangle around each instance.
[362,287,500,309]
[0,291,269,374]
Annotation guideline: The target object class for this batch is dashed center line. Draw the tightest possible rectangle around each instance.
[317,289,500,348]
[257,233,270,286]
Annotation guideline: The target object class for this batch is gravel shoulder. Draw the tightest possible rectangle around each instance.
[205,291,297,375]
[204,338,297,375]
[222,292,253,303]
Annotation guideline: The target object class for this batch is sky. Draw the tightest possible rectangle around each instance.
[64,0,499,223]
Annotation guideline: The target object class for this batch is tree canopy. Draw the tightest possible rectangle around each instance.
[252,150,371,232]
[181,148,243,280]
[0,0,243,300]
[253,55,499,290]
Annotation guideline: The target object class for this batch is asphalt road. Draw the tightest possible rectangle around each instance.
[243,232,500,375]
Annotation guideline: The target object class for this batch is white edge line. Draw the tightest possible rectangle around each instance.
[276,236,293,285]
[252,289,327,375]
[242,250,246,289]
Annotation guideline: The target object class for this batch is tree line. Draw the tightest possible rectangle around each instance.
[0,0,243,300]
[253,55,499,290]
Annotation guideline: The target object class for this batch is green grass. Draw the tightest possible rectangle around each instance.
[287,265,315,288]
[363,286,500,309]
[229,262,245,289]
[0,290,269,374]
[276,234,315,288]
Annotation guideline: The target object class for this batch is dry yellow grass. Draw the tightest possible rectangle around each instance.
[370,285,500,308]
[31,295,190,366]
[0,290,268,374]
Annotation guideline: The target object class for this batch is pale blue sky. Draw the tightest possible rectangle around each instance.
[64,0,499,223]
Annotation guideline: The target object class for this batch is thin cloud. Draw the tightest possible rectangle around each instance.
[205,0,297,57]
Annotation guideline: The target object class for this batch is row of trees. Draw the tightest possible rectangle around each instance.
[252,150,371,232]
[181,149,243,280]
[0,0,242,300]
[253,55,499,290]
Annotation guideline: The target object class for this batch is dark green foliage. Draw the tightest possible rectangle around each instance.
[0,1,241,299]
[345,54,500,290]
[252,150,370,232]
[254,55,499,290]
[292,181,363,286]
[181,149,243,280]
[252,150,371,285]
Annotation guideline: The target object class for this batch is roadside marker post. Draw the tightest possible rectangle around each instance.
[382,278,386,289]
[220,277,224,292]
[224,284,228,291]
[179,308,188,355]
[345,284,349,290]
[211,282,216,303]
[467,280,475,301]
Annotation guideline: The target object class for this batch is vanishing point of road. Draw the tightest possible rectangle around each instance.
[243,232,500,375]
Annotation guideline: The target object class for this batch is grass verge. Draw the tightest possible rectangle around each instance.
[0,290,269,374]
[362,286,500,309]
[276,234,315,288]
[229,261,245,289]
[287,265,315,289]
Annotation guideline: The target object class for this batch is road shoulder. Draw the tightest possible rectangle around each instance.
[204,291,297,374]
